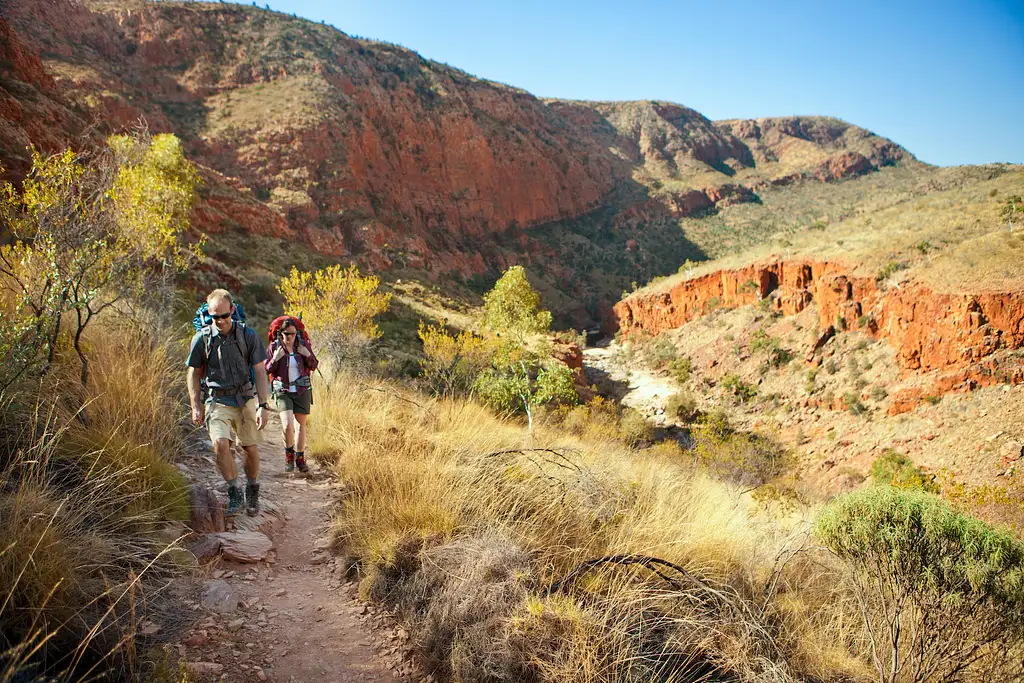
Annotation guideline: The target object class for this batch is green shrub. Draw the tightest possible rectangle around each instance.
[693,415,792,489]
[870,385,888,401]
[748,329,791,368]
[668,356,692,384]
[875,260,907,282]
[816,487,1024,682]
[664,391,699,423]
[721,374,757,402]
[641,335,677,370]
[870,449,937,492]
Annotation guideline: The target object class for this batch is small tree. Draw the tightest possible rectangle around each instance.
[0,133,199,388]
[278,264,391,367]
[816,486,1024,683]
[473,344,577,433]
[1001,195,1022,232]
[482,265,552,342]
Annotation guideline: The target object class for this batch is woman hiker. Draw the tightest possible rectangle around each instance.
[265,316,318,473]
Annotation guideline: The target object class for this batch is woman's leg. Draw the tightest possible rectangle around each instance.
[294,412,308,453]
[280,409,295,449]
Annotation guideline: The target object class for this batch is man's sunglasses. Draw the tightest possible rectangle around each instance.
[210,311,233,320]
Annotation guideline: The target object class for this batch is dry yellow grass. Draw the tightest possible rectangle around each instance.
[310,373,875,682]
[0,321,190,679]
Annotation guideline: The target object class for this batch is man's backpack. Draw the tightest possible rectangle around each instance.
[193,301,247,331]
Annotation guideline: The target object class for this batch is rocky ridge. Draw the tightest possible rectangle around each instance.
[613,259,1024,408]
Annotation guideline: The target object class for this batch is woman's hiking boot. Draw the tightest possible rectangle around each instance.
[285,448,295,472]
[245,482,260,517]
[226,485,244,516]
[295,452,309,474]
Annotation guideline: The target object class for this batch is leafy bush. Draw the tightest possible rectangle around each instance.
[418,322,496,397]
[692,412,792,488]
[749,329,791,368]
[870,450,937,492]
[482,265,551,341]
[721,374,757,402]
[875,260,907,282]
[668,356,692,384]
[617,408,653,447]
[664,391,699,423]
[0,133,199,388]
[641,335,677,370]
[843,392,867,416]
[816,486,1024,682]
[474,345,578,433]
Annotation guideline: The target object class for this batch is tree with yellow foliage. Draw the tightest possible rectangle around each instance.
[0,131,199,388]
[278,264,391,368]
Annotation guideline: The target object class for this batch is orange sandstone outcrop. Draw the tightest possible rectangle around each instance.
[612,260,1024,397]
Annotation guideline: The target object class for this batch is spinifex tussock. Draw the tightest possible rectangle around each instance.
[312,373,875,682]
[0,323,191,681]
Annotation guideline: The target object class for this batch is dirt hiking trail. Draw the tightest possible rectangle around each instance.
[171,417,427,683]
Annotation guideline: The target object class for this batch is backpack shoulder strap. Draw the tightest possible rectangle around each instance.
[201,325,214,360]
[235,322,250,364]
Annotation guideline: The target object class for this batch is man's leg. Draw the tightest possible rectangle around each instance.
[236,399,265,516]
[242,444,261,481]
[208,402,244,516]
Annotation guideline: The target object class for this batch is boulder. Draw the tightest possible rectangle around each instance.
[1001,441,1023,468]
[189,484,226,534]
[200,579,238,614]
[219,531,274,563]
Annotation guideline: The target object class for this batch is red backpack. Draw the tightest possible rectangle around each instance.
[268,315,311,346]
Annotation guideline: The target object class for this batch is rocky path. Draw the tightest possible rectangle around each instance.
[171,418,427,683]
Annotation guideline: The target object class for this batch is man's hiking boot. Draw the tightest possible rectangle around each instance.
[285,449,295,473]
[295,452,309,474]
[226,485,244,516]
[245,482,260,517]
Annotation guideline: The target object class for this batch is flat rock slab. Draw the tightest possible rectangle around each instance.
[191,531,274,564]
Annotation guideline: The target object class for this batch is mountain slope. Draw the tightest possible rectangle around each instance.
[1,0,1014,328]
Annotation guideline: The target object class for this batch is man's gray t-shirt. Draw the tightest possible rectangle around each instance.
[187,323,267,406]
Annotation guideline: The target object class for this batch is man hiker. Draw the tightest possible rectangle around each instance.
[186,289,271,516]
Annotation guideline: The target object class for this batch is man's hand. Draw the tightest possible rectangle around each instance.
[256,405,267,430]
[297,344,311,358]
[191,404,204,426]
[272,346,286,362]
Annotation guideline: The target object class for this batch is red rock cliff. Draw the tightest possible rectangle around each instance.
[613,261,1024,395]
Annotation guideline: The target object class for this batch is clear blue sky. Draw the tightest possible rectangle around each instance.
[256,0,1023,166]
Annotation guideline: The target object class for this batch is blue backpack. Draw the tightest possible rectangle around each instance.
[192,301,247,331]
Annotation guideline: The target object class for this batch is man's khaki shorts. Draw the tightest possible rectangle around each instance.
[205,398,263,447]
